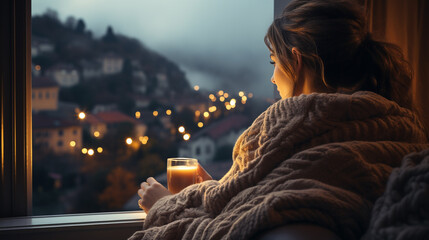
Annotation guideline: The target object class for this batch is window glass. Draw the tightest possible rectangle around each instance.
[31,0,273,215]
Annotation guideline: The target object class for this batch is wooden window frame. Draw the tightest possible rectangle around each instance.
[0,0,144,239]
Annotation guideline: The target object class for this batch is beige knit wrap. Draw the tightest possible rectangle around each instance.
[129,92,428,240]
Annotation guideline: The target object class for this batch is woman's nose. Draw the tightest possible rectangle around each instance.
[271,76,276,84]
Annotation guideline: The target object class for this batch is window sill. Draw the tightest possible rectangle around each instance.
[0,211,145,240]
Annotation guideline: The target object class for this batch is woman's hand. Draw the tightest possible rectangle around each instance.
[138,177,172,213]
[197,164,213,182]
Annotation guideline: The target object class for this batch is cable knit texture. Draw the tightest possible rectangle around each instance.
[128,92,428,240]
[363,148,429,240]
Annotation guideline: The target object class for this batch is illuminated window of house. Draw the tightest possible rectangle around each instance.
[31,0,273,215]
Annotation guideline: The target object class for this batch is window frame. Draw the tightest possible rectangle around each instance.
[0,0,144,238]
[0,0,283,238]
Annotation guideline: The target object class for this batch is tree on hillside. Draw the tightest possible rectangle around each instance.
[102,26,117,42]
[75,19,86,33]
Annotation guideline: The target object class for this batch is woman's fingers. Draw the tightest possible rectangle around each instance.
[197,164,213,181]
[146,177,156,185]
[138,177,172,213]
[141,182,149,190]
[138,188,144,198]
[138,199,143,210]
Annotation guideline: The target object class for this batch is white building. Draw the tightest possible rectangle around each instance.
[100,53,123,75]
[178,114,249,164]
[46,64,80,87]
[31,36,54,57]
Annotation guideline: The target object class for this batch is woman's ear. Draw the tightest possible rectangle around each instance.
[291,47,302,72]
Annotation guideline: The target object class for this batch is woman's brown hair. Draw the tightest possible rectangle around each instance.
[265,0,413,110]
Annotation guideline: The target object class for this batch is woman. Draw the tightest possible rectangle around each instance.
[130,0,428,239]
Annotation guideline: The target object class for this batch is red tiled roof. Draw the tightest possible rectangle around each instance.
[206,114,249,139]
[83,113,103,125]
[191,114,249,140]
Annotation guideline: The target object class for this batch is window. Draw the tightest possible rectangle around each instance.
[29,0,273,216]
[2,0,274,231]
[1,0,279,238]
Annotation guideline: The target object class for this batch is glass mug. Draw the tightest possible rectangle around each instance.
[167,158,199,194]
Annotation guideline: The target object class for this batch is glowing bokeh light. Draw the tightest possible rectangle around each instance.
[97,147,103,153]
[70,141,76,147]
[230,98,237,106]
[153,111,159,117]
[135,111,141,119]
[194,85,200,91]
[183,133,191,141]
[93,131,100,137]
[239,91,245,97]
[126,138,133,145]
[209,106,217,112]
[198,122,204,128]
[166,109,172,115]
[78,112,86,120]
[88,149,94,156]
[82,148,88,154]
[178,126,185,133]
[203,112,209,118]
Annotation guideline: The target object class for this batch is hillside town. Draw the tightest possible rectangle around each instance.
[31,11,270,214]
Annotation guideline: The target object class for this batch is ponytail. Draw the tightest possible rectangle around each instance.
[357,35,413,110]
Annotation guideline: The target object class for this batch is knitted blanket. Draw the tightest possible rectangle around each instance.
[129,92,428,240]
[363,148,429,240]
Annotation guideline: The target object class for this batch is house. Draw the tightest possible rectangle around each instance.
[154,73,169,96]
[133,67,147,94]
[100,53,123,75]
[178,114,249,164]
[79,59,102,80]
[32,76,59,112]
[31,36,54,57]
[33,113,82,155]
[46,63,80,87]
